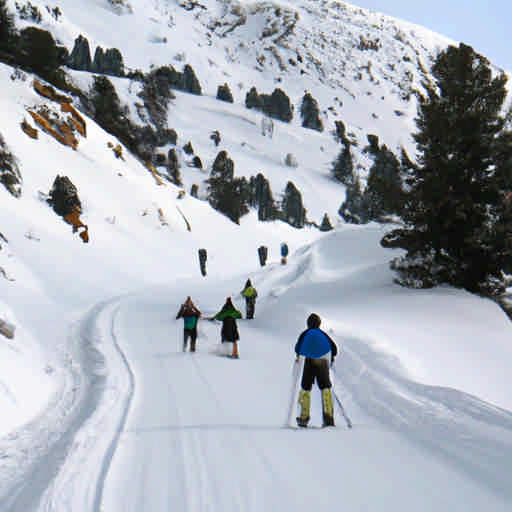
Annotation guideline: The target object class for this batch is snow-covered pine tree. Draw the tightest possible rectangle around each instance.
[382,43,512,294]
[300,92,323,132]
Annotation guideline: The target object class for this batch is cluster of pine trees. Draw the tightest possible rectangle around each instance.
[334,42,512,295]
[206,150,306,227]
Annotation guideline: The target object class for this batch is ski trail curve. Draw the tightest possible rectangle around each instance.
[0,298,135,512]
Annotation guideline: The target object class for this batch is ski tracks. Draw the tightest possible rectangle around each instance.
[3,297,136,512]
[160,352,299,512]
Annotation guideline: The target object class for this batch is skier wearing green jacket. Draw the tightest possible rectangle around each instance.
[241,279,258,319]
[213,297,242,358]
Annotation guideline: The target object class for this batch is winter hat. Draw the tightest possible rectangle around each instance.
[245,279,252,288]
[307,313,321,329]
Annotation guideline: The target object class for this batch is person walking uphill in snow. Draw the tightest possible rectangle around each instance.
[213,297,242,358]
[176,297,201,352]
[295,313,338,427]
[241,279,258,319]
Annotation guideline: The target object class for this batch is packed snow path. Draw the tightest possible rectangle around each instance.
[107,286,512,512]
[24,279,510,512]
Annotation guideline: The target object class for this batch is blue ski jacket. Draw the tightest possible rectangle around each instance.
[295,328,338,360]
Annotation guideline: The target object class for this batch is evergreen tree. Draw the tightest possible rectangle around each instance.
[382,43,512,293]
[281,181,306,228]
[300,92,323,132]
[88,76,125,135]
[0,0,14,52]
[338,177,370,224]
[365,144,403,220]
[331,120,353,184]
[183,64,201,95]
[16,27,61,75]
[262,88,293,123]
[248,173,278,221]
[206,152,249,224]
[216,83,234,103]
[245,86,263,110]
[319,213,333,231]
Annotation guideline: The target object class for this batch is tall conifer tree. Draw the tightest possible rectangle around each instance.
[382,43,512,292]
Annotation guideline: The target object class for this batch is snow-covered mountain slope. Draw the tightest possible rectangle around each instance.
[1,0,511,510]
[7,0,460,154]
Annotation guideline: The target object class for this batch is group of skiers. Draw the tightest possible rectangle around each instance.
[176,279,340,428]
[176,279,258,358]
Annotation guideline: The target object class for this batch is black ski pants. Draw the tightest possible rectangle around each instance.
[184,328,197,350]
[245,297,256,319]
[301,357,332,391]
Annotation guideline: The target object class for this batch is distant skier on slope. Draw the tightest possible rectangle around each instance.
[241,279,258,319]
[213,297,242,358]
[294,313,338,427]
[280,242,289,265]
[176,297,201,352]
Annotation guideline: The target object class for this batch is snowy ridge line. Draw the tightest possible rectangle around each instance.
[0,298,135,512]
[338,333,512,501]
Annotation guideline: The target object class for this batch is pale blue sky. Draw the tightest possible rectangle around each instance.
[354,1,511,72]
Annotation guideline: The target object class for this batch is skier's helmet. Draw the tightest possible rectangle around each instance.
[307,313,321,329]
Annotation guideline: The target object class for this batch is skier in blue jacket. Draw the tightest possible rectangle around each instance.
[294,313,338,427]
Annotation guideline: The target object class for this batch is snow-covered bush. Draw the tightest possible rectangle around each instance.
[284,153,298,168]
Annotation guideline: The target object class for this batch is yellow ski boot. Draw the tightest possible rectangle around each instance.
[296,390,311,427]
[322,388,335,427]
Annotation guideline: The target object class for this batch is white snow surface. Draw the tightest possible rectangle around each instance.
[0,0,511,510]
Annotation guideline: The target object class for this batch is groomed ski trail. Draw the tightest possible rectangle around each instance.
[3,274,512,511]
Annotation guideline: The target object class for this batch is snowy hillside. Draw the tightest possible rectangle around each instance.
[0,0,511,510]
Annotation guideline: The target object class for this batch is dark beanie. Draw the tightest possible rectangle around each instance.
[307,313,321,329]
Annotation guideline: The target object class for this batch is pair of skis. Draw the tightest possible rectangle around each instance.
[285,356,352,429]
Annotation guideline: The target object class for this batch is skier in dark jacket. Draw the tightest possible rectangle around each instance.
[213,297,242,358]
[241,279,258,319]
[294,313,338,427]
[176,297,201,352]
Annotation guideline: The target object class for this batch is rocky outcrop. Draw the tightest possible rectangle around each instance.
[28,108,79,150]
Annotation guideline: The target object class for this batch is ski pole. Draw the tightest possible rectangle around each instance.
[331,367,353,429]
[285,356,304,427]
